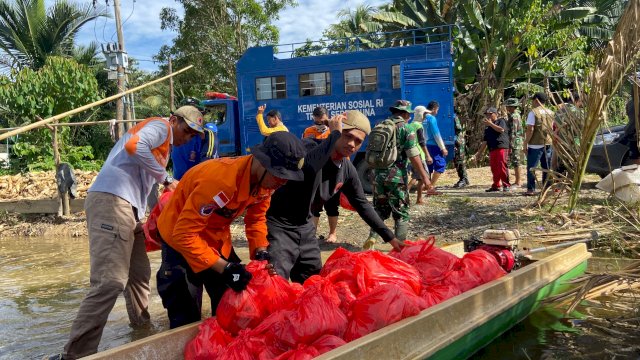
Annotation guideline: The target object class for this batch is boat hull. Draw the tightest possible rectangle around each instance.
[84,243,590,360]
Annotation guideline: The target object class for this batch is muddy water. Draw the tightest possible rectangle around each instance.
[1,237,638,360]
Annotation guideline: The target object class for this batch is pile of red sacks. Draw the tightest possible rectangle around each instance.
[185,237,507,360]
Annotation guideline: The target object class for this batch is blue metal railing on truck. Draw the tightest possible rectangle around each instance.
[274,25,453,59]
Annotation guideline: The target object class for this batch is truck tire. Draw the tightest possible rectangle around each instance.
[356,158,373,194]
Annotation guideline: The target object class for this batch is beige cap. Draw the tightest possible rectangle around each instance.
[342,110,371,135]
[173,106,204,133]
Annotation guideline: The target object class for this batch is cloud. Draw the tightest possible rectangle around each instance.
[73,0,388,72]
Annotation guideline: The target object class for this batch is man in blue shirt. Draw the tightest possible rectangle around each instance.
[423,100,448,189]
[172,122,219,179]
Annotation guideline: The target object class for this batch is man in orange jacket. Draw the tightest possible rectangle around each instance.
[156,131,306,328]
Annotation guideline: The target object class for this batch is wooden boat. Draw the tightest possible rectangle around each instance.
[84,242,591,360]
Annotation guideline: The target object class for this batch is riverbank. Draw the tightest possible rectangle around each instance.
[0,167,615,248]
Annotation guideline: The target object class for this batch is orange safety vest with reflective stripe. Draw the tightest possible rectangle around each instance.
[303,125,330,140]
[157,155,271,273]
[124,117,172,167]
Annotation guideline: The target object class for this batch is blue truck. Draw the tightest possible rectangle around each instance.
[200,26,455,191]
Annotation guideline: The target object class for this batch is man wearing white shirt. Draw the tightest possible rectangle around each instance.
[523,93,554,196]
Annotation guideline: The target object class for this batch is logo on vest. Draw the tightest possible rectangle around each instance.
[198,191,231,217]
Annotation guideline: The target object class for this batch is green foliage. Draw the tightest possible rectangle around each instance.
[0,0,105,71]
[0,57,102,172]
[155,0,296,96]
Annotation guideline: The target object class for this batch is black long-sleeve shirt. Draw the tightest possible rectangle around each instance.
[267,131,395,242]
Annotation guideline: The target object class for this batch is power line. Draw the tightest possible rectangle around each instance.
[112,0,135,41]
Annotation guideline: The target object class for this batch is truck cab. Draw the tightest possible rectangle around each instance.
[200,26,455,190]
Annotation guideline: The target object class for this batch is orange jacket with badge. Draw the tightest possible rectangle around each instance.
[157,155,271,273]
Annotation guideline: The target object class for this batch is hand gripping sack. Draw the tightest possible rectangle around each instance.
[365,119,397,169]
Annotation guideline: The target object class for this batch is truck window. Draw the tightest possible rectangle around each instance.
[203,104,227,125]
[299,72,331,97]
[392,65,401,89]
[256,76,286,100]
[344,67,377,93]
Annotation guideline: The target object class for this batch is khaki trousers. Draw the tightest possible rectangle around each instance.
[63,192,151,359]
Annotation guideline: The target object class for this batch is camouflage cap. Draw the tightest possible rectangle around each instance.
[389,99,414,113]
[342,110,371,135]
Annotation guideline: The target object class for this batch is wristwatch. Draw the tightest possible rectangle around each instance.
[162,175,174,187]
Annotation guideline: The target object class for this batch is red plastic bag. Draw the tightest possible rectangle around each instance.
[312,334,347,355]
[458,249,507,284]
[420,283,462,308]
[184,317,233,360]
[353,251,422,295]
[332,281,357,314]
[390,237,459,286]
[321,249,422,295]
[320,248,358,278]
[216,287,262,335]
[142,190,173,252]
[339,192,356,211]
[344,283,426,342]
[246,261,298,313]
[442,250,506,293]
[273,345,319,360]
[277,277,348,347]
[221,329,270,360]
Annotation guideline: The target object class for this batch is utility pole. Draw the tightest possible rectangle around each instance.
[169,56,175,111]
[113,0,128,133]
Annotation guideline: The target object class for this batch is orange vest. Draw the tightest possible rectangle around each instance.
[124,117,172,167]
[157,155,271,273]
[303,125,330,140]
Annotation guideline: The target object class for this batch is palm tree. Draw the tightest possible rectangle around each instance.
[325,4,383,50]
[0,0,103,71]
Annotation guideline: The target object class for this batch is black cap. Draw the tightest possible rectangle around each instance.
[251,132,306,181]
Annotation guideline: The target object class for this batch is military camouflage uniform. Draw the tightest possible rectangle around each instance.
[508,110,523,167]
[453,116,469,184]
[369,116,419,241]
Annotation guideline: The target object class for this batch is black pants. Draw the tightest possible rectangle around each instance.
[267,218,322,284]
[311,196,340,218]
[156,241,240,329]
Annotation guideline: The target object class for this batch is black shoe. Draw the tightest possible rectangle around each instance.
[44,355,64,360]
[485,187,500,192]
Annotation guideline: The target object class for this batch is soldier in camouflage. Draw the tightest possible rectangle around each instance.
[363,100,430,250]
[453,114,470,188]
[505,98,523,187]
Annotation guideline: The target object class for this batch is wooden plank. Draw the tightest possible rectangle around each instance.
[0,198,84,214]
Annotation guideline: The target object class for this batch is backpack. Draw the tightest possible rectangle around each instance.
[365,119,398,169]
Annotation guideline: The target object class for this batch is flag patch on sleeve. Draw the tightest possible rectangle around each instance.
[199,191,231,217]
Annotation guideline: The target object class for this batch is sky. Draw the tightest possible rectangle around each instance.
[73,0,390,72]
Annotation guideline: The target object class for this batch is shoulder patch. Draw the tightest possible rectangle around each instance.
[199,191,231,217]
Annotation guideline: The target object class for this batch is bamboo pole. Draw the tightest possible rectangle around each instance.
[0,65,193,141]
[0,119,143,132]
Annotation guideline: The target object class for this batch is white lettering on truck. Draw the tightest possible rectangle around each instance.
[298,99,384,120]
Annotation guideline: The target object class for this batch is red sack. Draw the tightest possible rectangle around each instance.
[273,345,319,360]
[458,249,507,284]
[344,283,426,342]
[221,329,269,360]
[246,261,298,313]
[442,250,507,293]
[332,281,357,314]
[142,190,173,252]
[320,248,358,277]
[390,237,459,286]
[339,192,356,211]
[321,249,422,295]
[277,277,348,347]
[353,251,422,295]
[184,317,233,360]
[216,287,262,335]
[420,283,462,308]
[312,334,347,355]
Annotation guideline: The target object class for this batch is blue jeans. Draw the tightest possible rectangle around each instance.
[526,146,552,191]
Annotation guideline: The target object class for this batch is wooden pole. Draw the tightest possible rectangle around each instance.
[169,57,175,111]
[0,65,193,141]
[46,123,69,216]
[113,0,127,137]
